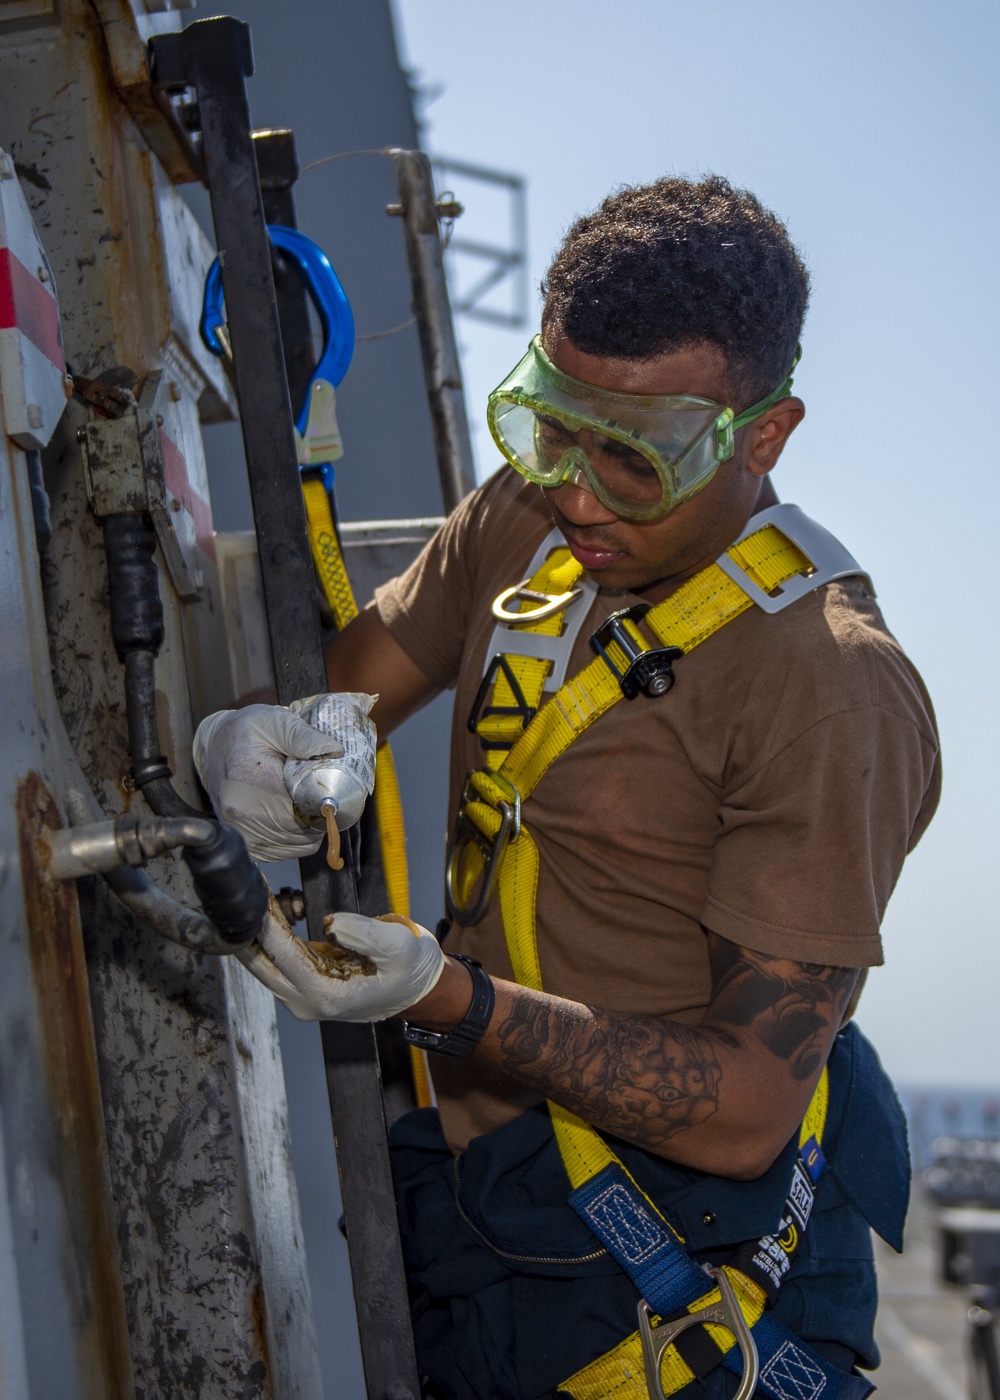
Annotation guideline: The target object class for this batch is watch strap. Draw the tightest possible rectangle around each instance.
[403,954,495,1058]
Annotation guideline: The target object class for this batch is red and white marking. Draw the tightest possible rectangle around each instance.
[0,150,67,451]
[159,427,217,563]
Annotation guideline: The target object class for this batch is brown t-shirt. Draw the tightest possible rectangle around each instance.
[376,469,941,1152]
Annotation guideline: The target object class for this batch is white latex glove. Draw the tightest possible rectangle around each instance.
[193,704,344,862]
[240,907,447,1022]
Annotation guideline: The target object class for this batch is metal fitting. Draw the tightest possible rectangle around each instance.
[276,886,306,925]
[45,812,216,881]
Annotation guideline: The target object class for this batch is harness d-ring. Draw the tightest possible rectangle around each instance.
[637,1266,760,1400]
[491,581,583,624]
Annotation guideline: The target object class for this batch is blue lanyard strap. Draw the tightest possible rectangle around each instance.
[566,1143,873,1400]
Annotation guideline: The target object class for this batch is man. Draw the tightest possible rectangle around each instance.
[196,176,940,1399]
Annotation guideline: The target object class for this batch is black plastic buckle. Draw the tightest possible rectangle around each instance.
[590,604,683,699]
[467,653,537,750]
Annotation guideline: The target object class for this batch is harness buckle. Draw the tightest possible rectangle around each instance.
[637,1267,760,1400]
[591,604,683,699]
[445,771,521,927]
[468,654,536,751]
[491,580,583,624]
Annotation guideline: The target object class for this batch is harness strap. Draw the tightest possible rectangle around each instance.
[453,523,810,918]
[473,544,583,768]
[454,521,872,1399]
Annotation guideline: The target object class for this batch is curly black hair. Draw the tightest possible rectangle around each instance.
[541,175,809,410]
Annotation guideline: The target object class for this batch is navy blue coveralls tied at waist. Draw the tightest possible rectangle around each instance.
[389,1023,910,1400]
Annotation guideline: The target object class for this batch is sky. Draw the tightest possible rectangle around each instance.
[391,0,1000,1086]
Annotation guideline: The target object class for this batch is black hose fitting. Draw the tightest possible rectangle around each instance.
[103,513,164,657]
[183,822,269,948]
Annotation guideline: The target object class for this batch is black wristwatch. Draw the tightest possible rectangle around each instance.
[403,954,496,1058]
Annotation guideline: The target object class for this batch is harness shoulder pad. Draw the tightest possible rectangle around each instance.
[718,504,874,615]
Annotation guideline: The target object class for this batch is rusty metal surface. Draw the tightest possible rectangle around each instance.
[16,773,135,1400]
[0,0,235,712]
[0,423,133,1396]
[91,0,203,187]
[0,2,322,1395]
[78,872,319,1400]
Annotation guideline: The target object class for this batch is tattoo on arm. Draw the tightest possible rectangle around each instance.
[496,993,728,1151]
[705,934,861,1081]
[492,937,860,1155]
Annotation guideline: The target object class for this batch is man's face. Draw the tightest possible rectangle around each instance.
[540,336,802,596]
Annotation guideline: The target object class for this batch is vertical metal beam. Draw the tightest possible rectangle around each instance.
[151,21,420,1400]
[253,125,416,1126]
[391,149,476,514]
[254,129,316,418]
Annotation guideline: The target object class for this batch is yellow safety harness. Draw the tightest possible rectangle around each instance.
[302,477,432,1109]
[447,522,858,1400]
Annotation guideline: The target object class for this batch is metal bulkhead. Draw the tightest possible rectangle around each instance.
[0,1,321,1395]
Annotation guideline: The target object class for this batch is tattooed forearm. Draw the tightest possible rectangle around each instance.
[496,990,727,1151]
[705,934,860,1081]
[484,937,861,1168]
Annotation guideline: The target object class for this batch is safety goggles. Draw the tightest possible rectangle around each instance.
[487,336,798,522]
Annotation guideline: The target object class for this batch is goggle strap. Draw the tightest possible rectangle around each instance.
[730,343,802,434]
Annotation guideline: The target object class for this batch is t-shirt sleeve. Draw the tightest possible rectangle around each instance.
[702,702,940,969]
[374,473,502,688]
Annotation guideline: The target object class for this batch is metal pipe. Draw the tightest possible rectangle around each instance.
[103,865,238,957]
[58,739,238,956]
[390,148,477,515]
[45,812,217,880]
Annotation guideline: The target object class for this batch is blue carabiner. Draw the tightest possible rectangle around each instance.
[199,224,355,438]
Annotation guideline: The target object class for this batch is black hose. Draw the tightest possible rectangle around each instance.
[184,822,270,946]
[103,513,164,655]
[103,510,268,948]
[122,648,188,806]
